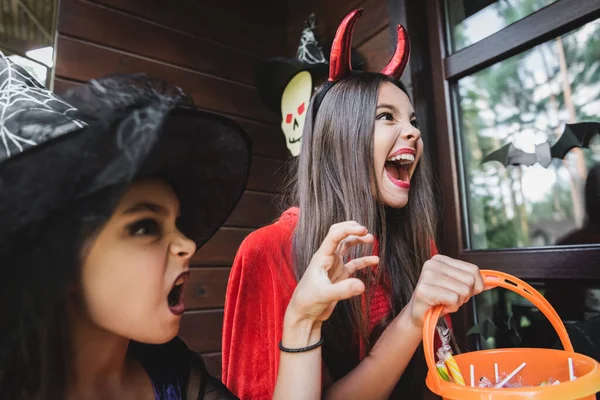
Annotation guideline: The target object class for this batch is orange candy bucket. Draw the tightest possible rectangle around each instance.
[423,270,600,399]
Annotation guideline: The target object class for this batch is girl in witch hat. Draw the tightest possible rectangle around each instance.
[223,9,484,399]
[0,52,374,400]
[0,52,251,399]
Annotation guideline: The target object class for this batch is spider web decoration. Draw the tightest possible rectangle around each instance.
[0,51,87,161]
[296,14,327,65]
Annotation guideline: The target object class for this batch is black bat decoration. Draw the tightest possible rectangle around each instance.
[482,122,600,167]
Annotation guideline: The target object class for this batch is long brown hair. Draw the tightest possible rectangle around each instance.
[291,71,438,384]
[0,189,119,399]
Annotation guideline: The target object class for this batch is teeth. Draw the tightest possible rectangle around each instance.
[387,153,415,163]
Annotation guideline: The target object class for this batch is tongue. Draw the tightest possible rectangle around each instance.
[398,165,409,182]
[385,163,400,179]
[168,285,181,307]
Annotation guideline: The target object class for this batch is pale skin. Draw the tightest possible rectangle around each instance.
[66,179,197,400]
[273,82,485,400]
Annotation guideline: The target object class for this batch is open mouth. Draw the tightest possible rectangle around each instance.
[167,271,189,316]
[384,152,415,189]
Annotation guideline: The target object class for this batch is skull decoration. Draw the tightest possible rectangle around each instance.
[280,71,312,156]
[255,13,366,157]
[254,14,328,157]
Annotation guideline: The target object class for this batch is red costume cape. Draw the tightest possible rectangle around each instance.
[222,208,450,399]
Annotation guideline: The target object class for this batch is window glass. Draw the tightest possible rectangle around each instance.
[473,282,600,351]
[446,0,558,52]
[457,20,600,249]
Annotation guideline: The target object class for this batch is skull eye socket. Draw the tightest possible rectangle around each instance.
[285,113,293,124]
[297,102,305,115]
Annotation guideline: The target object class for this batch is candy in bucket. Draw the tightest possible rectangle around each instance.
[425,270,600,399]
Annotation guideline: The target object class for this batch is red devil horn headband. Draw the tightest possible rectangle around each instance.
[328,9,363,82]
[314,9,411,115]
[381,25,411,78]
[329,9,410,81]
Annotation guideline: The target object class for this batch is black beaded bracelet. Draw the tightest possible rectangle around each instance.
[278,337,324,353]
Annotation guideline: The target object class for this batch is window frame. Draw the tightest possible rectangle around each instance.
[393,0,600,346]
[401,0,600,280]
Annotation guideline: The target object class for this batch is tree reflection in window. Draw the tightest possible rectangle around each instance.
[458,19,600,249]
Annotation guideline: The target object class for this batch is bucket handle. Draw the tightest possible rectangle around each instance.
[423,269,574,393]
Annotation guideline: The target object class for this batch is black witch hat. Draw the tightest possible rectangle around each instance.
[0,51,252,248]
[255,14,364,116]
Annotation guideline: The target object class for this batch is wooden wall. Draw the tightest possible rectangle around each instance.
[53,0,289,377]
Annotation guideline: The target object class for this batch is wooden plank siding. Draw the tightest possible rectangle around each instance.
[54,36,276,123]
[83,0,285,57]
[54,0,289,376]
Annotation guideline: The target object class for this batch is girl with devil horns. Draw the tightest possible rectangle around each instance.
[222,9,484,399]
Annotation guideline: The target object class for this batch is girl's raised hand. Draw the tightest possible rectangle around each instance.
[287,221,379,323]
